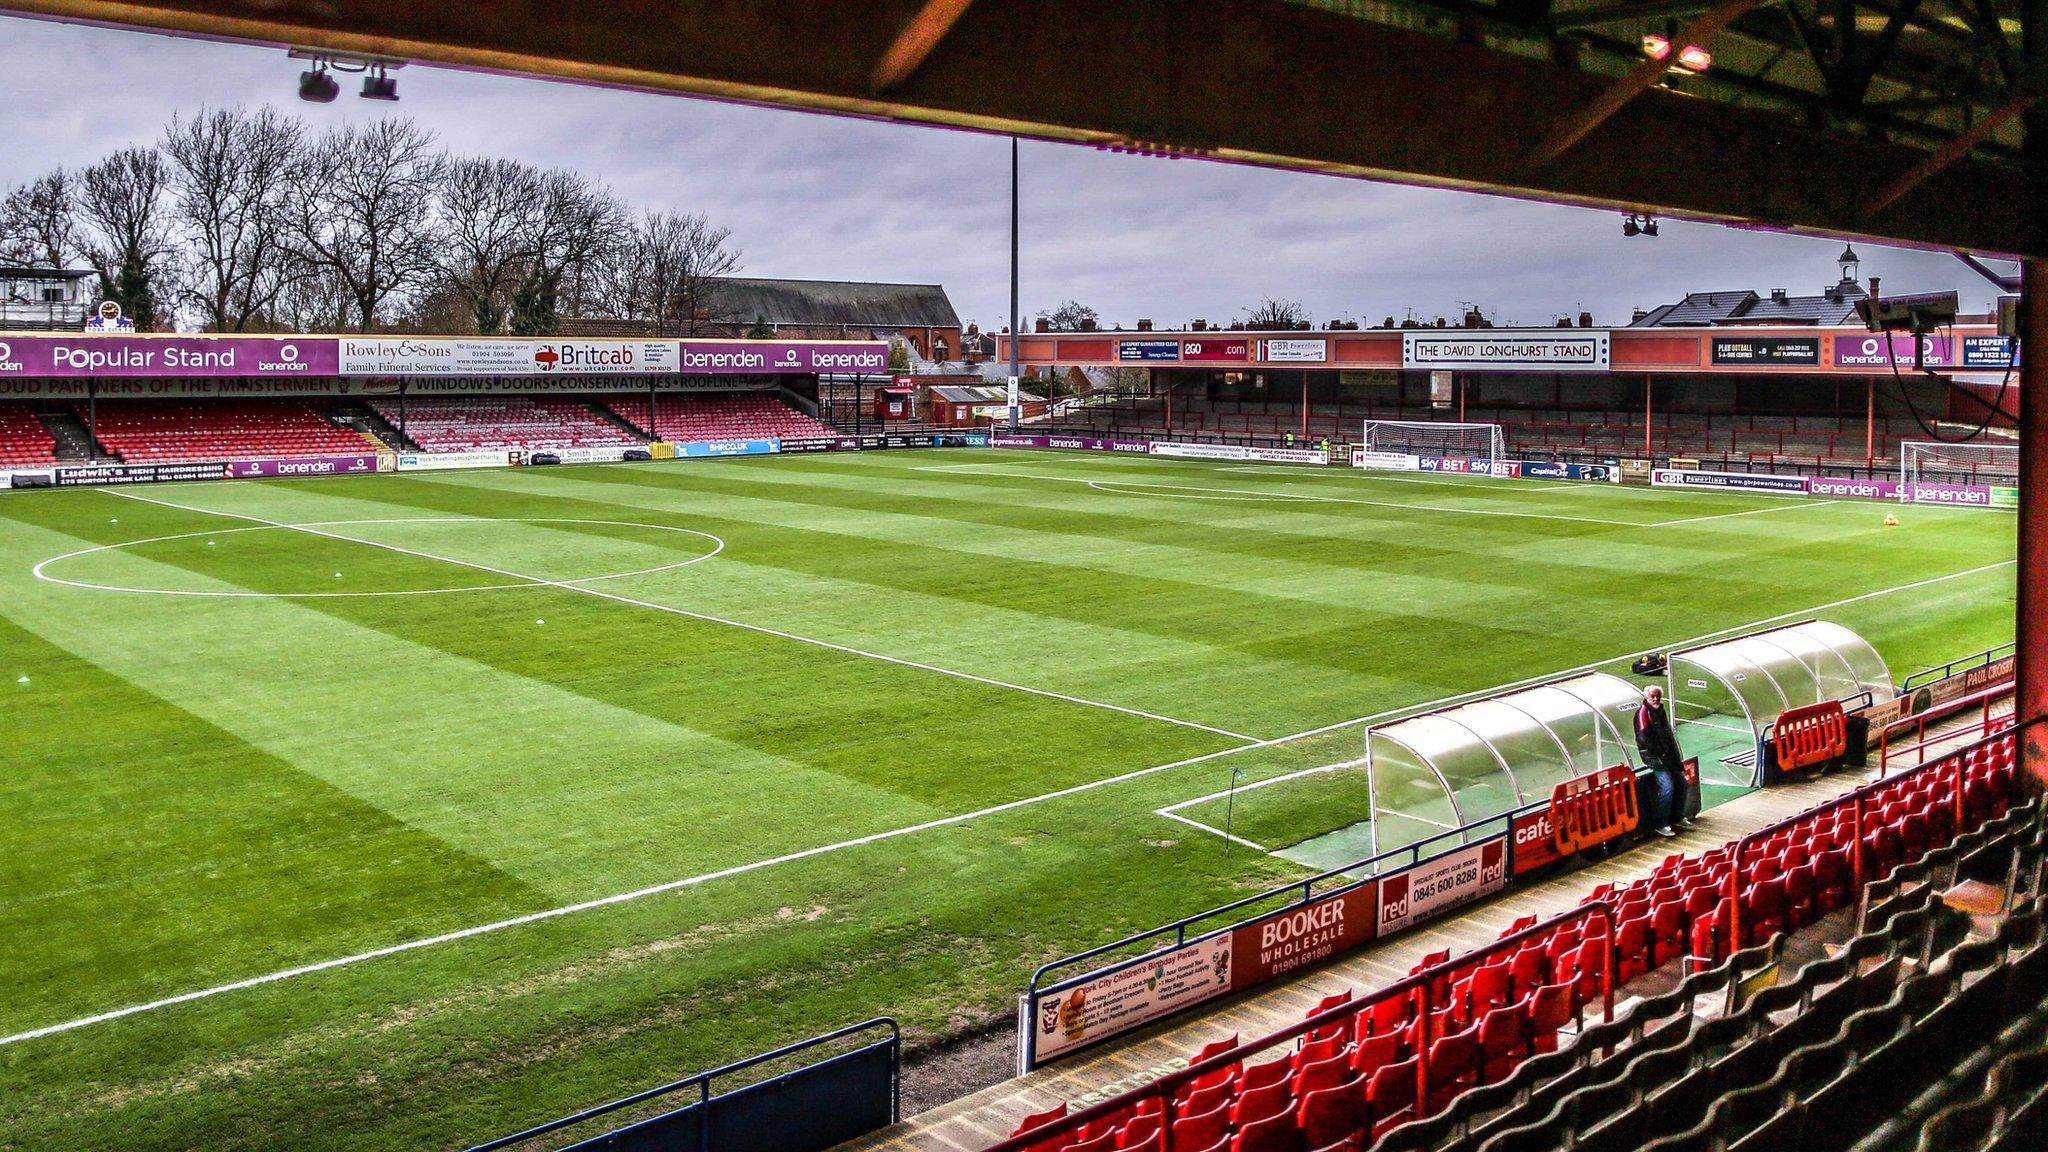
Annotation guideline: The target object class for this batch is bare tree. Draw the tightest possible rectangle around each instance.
[1242,296,1309,329]
[0,171,80,268]
[591,209,741,335]
[434,156,539,334]
[1037,299,1100,331]
[283,118,445,330]
[77,147,175,327]
[162,107,304,332]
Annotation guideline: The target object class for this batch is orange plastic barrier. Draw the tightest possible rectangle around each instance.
[1550,764,1640,856]
[1772,700,1847,772]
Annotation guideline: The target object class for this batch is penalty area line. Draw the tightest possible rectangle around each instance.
[91,489,1258,744]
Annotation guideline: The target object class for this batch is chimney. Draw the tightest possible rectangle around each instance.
[1579,311,1594,329]
[1770,288,1789,304]
[1034,317,1050,333]
[1137,318,1152,331]
[1191,319,1207,331]
[1630,308,1648,324]
[1080,318,1097,331]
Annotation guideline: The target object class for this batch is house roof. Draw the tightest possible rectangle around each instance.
[704,278,960,329]
[1631,282,1867,327]
[0,266,94,280]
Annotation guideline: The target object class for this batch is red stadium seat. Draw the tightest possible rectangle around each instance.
[1230,1111,1303,1152]
[1297,1083,1368,1152]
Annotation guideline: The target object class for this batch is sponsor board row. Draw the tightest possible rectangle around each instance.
[1023,833,1509,1067]
[0,335,888,380]
[1862,655,2017,730]
[1149,441,1330,465]
[44,454,385,486]
[1352,450,1612,482]
[1657,468,2014,507]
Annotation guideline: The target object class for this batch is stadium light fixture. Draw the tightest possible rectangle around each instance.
[361,67,399,102]
[1622,213,1660,238]
[1676,45,1713,72]
[1622,214,1641,237]
[1642,32,1710,73]
[1641,34,1671,60]
[1643,217,1659,236]
[297,64,339,103]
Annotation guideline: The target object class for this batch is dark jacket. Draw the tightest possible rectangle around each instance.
[1635,701,1683,770]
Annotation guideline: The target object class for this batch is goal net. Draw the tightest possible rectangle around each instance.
[1900,440,2019,487]
[1361,420,1507,473]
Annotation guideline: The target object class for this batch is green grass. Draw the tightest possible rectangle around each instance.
[0,449,2016,1150]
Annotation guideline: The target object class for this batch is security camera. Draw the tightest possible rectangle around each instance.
[1856,291,1958,334]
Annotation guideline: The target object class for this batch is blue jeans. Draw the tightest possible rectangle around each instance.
[1648,763,1685,828]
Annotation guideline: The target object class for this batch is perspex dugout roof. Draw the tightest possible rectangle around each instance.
[1364,672,1645,858]
[1665,621,1893,787]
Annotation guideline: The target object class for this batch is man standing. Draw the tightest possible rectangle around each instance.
[1635,685,1691,837]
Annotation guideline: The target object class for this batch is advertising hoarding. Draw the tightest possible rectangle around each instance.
[1179,338,1252,362]
[1904,481,1994,506]
[1028,934,1234,1063]
[0,335,337,378]
[1262,338,1328,363]
[1118,339,1180,362]
[341,338,679,377]
[1807,476,1900,500]
[1149,441,1328,465]
[397,450,514,471]
[677,438,779,458]
[1376,836,1508,935]
[1833,333,1955,368]
[1402,330,1610,372]
[1650,468,1809,494]
[225,455,380,478]
[991,435,1153,453]
[1227,883,1378,988]
[1710,336,1820,366]
[1352,449,1420,471]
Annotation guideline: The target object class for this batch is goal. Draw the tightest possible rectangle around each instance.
[1900,440,2019,488]
[1361,420,1507,472]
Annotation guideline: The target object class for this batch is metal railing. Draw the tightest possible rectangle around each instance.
[461,1017,899,1152]
[1900,642,2016,693]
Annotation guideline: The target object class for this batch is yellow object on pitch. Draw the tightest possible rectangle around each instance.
[1883,512,1899,527]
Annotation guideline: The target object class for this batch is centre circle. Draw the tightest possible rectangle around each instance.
[31,517,726,599]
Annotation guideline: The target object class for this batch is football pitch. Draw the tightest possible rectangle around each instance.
[0,448,2017,1150]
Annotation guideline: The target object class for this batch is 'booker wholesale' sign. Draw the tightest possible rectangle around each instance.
[1377,836,1508,935]
[1262,337,1328,363]
[341,339,679,376]
[1711,336,1820,366]
[1179,337,1251,361]
[1229,883,1379,988]
[0,335,337,378]
[1403,330,1610,372]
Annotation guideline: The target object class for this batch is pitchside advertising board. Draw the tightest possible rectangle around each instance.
[1022,880,1381,1068]
[1651,468,1809,494]
[1402,330,1611,373]
[340,338,680,376]
[1149,441,1330,465]
[1023,831,1513,1068]
[1261,338,1328,363]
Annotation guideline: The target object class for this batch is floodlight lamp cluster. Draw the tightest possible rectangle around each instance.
[294,49,403,103]
[1642,34,1712,73]
[1622,213,1659,237]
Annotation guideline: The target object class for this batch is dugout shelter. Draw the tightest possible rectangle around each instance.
[1666,620,1894,787]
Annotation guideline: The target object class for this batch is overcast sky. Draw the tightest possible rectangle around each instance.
[0,14,2013,331]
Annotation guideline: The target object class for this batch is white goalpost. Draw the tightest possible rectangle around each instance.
[1360,420,1508,473]
[1900,440,2019,487]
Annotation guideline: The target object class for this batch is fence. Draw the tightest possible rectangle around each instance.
[461,1018,899,1152]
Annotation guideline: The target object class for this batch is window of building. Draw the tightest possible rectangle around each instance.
[42,287,66,303]
[933,337,949,360]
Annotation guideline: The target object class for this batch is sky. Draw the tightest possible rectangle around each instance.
[0,13,2015,332]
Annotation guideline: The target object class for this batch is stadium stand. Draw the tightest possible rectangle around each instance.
[78,399,377,463]
[0,405,58,467]
[982,728,2036,1152]
[1055,398,1949,478]
[599,391,840,443]
[368,397,643,452]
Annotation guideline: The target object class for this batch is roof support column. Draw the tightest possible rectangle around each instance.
[2020,0,2048,792]
[2019,257,2048,792]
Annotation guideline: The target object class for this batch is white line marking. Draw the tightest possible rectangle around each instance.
[31,518,724,598]
[1158,764,1350,813]
[94,489,1259,743]
[1650,499,1840,527]
[0,508,2011,1047]
[1155,810,1269,852]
